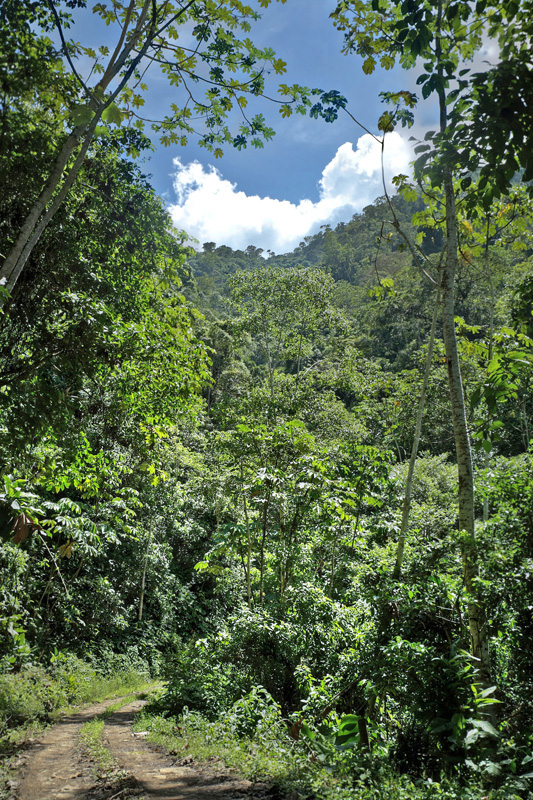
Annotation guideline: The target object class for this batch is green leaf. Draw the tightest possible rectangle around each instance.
[70,104,94,126]
[301,722,315,741]
[472,719,499,737]
[362,57,376,75]
[377,111,395,132]
[102,103,124,125]
[478,685,498,697]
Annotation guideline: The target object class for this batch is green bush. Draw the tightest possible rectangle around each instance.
[161,590,362,718]
[88,643,154,680]
[223,686,282,738]
[0,666,63,729]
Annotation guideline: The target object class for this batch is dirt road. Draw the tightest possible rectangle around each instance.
[11,696,272,800]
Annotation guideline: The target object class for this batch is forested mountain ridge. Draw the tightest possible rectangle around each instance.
[186,194,423,317]
[2,2,533,800]
[186,192,533,384]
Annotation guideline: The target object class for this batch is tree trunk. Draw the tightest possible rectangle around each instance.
[366,286,441,727]
[1,113,103,298]
[442,170,491,686]
[138,524,153,622]
[393,285,441,580]
[0,1,155,306]
[433,2,491,684]
[259,494,270,605]
[1,123,83,290]
[241,466,253,608]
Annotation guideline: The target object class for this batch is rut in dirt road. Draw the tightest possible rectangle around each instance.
[102,699,256,799]
[14,697,127,800]
[13,696,273,800]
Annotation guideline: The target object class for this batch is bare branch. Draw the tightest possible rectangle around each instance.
[46,0,92,100]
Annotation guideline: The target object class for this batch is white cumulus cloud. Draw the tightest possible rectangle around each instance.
[168,133,412,254]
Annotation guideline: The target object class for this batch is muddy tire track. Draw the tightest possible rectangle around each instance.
[11,697,276,800]
[103,699,254,799]
[13,697,126,800]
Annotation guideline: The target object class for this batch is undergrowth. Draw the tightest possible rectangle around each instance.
[0,653,152,740]
[78,691,159,778]
[132,697,532,800]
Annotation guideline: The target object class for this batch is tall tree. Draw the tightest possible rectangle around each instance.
[0,137,210,471]
[0,0,307,305]
[230,265,340,397]
[329,0,501,685]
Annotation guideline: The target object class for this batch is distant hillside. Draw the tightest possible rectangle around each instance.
[186,193,428,298]
[184,191,529,370]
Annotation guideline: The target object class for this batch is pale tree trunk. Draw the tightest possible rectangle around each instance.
[240,465,253,608]
[483,250,495,523]
[259,492,270,605]
[1,122,88,295]
[138,522,153,622]
[0,0,154,306]
[441,170,491,686]
[434,2,491,687]
[393,285,441,580]
[2,113,104,298]
[364,285,441,738]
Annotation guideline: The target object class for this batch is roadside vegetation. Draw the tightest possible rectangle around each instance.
[0,656,154,799]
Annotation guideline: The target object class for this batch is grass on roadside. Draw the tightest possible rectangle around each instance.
[79,718,115,777]
[131,710,531,800]
[95,687,163,721]
[78,689,165,780]
[0,661,155,738]
[131,709,322,795]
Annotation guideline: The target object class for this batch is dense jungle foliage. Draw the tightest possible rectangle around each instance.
[2,1,533,799]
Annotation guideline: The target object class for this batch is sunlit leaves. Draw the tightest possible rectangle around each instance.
[377,111,394,132]
[309,89,348,123]
[101,102,123,125]
[23,0,310,157]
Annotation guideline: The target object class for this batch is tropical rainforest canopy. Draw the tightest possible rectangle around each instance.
[1,1,533,799]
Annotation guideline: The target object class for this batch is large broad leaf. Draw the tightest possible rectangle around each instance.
[479,685,498,698]
[58,540,73,559]
[12,512,40,544]
[335,714,360,746]
[472,718,499,737]
[102,103,124,125]
[70,103,94,126]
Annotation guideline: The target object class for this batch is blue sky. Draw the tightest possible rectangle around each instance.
[67,0,442,252]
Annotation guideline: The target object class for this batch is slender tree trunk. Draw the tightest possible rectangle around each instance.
[264,330,274,399]
[138,523,153,622]
[483,251,495,523]
[2,112,104,297]
[1,123,87,294]
[442,170,491,685]
[434,4,491,686]
[241,465,253,608]
[366,285,441,732]
[0,1,154,305]
[329,530,337,597]
[259,495,270,605]
[522,390,530,450]
[393,285,441,580]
